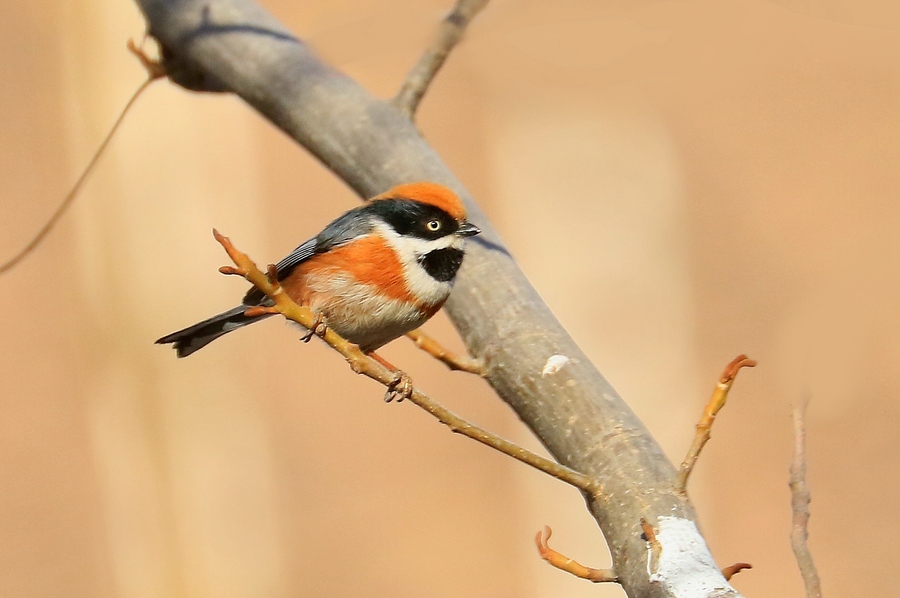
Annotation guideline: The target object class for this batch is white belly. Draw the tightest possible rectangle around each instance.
[303,271,443,351]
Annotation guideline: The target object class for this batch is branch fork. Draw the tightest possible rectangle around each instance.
[405,328,486,375]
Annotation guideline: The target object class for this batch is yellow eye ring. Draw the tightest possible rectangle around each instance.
[426,219,441,231]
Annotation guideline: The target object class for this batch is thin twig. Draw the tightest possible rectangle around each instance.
[127,37,168,80]
[406,328,486,375]
[0,40,163,276]
[790,398,822,598]
[675,354,756,491]
[721,562,752,581]
[393,0,490,118]
[214,229,598,493]
[535,526,617,583]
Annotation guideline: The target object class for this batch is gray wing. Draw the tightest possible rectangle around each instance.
[241,207,375,306]
[273,238,318,280]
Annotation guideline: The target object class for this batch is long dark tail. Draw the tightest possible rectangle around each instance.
[156,306,274,358]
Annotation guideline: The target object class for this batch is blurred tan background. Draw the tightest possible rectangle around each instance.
[1,0,898,596]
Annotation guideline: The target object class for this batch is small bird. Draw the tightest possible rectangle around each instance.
[156,182,480,358]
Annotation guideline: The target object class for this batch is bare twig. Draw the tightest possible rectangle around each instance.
[675,354,756,491]
[790,398,822,598]
[535,526,617,583]
[214,229,598,493]
[0,40,163,277]
[721,562,752,581]
[393,0,490,118]
[406,329,486,375]
[127,36,168,79]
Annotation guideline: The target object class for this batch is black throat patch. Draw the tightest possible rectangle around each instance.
[420,248,464,282]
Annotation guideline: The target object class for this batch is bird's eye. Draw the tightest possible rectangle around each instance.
[426,219,442,231]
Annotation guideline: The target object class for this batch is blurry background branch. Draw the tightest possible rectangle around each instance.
[791,398,822,598]
[393,0,489,118]
[0,40,164,276]
[134,0,743,596]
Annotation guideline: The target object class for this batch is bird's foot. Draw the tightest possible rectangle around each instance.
[385,371,414,403]
[301,313,327,343]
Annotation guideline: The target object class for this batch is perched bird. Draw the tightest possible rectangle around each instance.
[156,182,480,358]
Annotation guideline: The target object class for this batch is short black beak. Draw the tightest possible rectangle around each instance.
[458,221,481,237]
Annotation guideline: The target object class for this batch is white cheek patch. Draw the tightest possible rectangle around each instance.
[372,221,460,306]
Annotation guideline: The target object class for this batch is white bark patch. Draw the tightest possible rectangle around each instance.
[648,517,736,597]
[541,354,570,377]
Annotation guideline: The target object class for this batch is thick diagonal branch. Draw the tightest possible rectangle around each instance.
[135,2,743,596]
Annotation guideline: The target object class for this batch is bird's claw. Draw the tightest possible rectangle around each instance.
[385,371,413,403]
[301,314,327,343]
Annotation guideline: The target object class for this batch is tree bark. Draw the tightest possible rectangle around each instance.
[134,1,742,596]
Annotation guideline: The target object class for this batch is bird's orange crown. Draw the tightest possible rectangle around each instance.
[373,182,467,221]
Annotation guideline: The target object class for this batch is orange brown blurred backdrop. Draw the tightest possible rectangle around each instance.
[1,0,898,596]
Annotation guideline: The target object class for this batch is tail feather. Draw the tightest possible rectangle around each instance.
[156,306,273,358]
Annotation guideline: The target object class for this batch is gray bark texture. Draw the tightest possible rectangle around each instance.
[135,1,743,596]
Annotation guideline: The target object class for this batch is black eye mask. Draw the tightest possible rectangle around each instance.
[365,198,459,240]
